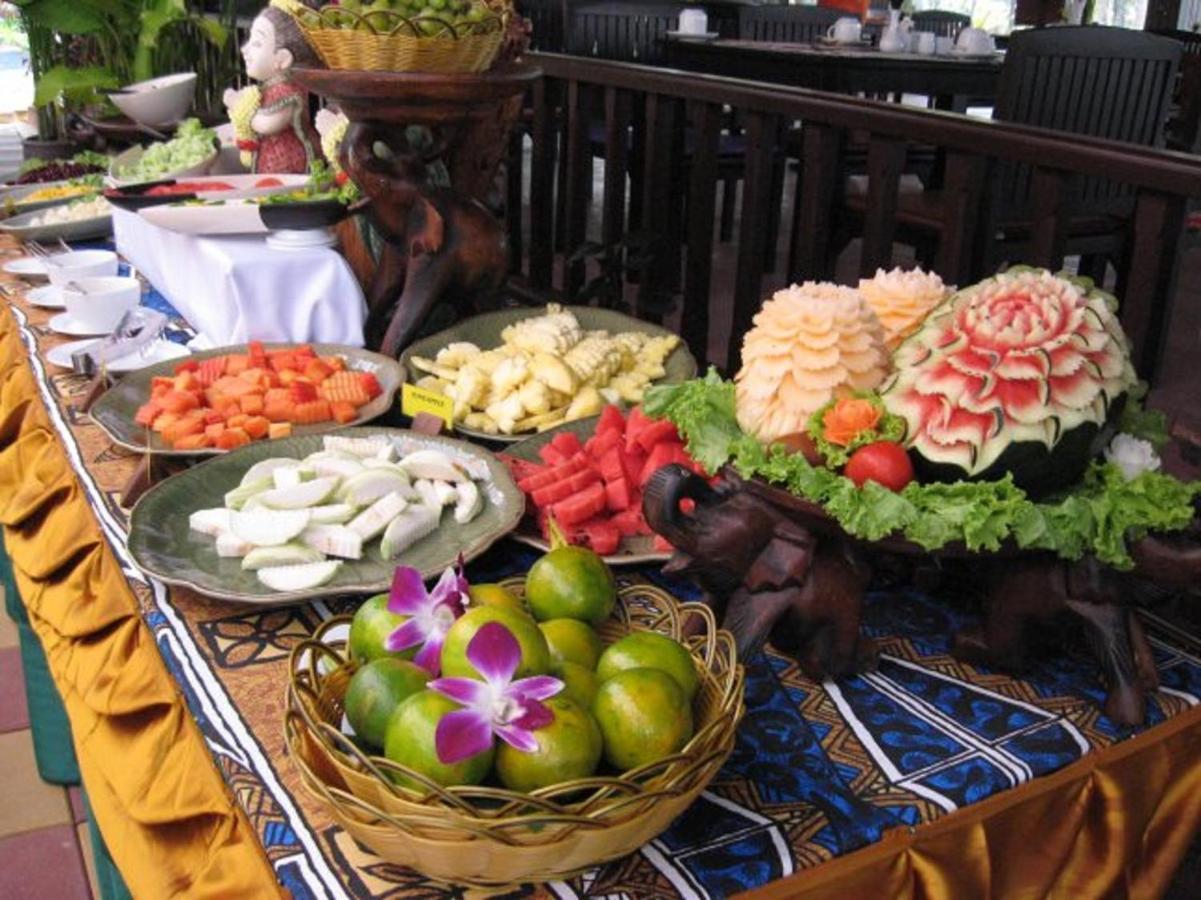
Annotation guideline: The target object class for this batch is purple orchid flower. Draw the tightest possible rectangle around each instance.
[384,561,469,675]
[429,622,564,764]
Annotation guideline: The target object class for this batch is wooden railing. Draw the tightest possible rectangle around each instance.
[503,52,1201,382]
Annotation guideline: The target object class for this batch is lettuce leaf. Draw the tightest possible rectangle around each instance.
[651,374,1200,568]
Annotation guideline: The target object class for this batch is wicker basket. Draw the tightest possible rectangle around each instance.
[285,578,745,889]
[297,5,508,74]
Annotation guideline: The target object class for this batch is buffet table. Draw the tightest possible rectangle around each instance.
[1,246,1200,898]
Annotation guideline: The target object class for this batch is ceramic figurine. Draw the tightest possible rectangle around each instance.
[223,0,323,174]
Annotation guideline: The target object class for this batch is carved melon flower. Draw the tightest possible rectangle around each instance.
[859,267,953,349]
[735,283,891,443]
[881,269,1137,478]
[1105,434,1161,481]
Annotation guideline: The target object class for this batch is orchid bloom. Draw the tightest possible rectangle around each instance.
[384,561,469,675]
[429,622,564,764]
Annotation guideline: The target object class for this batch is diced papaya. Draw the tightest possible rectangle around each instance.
[204,423,226,442]
[319,371,369,406]
[201,408,223,425]
[243,416,270,439]
[216,427,251,450]
[172,371,199,392]
[289,380,319,404]
[320,355,346,371]
[263,399,293,423]
[248,340,267,362]
[174,359,200,374]
[239,393,264,415]
[330,400,357,424]
[152,412,179,434]
[292,344,316,359]
[303,358,335,384]
[238,366,268,384]
[264,387,289,406]
[268,422,292,439]
[226,413,250,430]
[224,354,251,376]
[290,399,331,425]
[196,356,226,387]
[159,390,199,415]
[358,372,383,400]
[278,369,301,386]
[163,415,204,445]
[134,400,162,427]
[173,433,214,451]
[150,376,175,392]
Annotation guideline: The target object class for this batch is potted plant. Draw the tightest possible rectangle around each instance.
[11,0,234,158]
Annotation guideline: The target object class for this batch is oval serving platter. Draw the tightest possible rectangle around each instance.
[90,342,405,457]
[127,427,526,604]
[399,305,698,444]
[504,417,670,567]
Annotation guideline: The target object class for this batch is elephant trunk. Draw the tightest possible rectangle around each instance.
[642,464,715,548]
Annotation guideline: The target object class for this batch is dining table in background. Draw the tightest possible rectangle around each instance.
[663,38,1004,111]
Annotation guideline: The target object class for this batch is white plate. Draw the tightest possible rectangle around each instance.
[108,144,219,188]
[46,338,190,373]
[26,285,64,309]
[266,228,338,251]
[48,312,108,337]
[0,206,114,242]
[4,256,48,279]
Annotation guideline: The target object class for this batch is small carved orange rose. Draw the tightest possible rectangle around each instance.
[821,397,882,447]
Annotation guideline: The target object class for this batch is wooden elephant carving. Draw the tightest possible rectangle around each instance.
[642,464,875,679]
[341,121,508,357]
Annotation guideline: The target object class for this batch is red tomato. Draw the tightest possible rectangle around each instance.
[255,177,284,188]
[844,441,914,492]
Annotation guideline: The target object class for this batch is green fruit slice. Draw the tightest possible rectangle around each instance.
[241,542,324,571]
[229,508,311,546]
[259,476,340,510]
[256,559,342,592]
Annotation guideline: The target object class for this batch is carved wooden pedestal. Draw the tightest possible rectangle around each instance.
[644,464,1201,727]
[291,64,540,357]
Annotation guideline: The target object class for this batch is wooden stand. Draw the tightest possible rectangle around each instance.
[290,64,540,358]
[643,465,1201,726]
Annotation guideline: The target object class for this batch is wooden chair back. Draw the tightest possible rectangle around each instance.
[517,0,569,52]
[737,5,842,43]
[1150,28,1201,153]
[910,10,970,39]
[992,25,1182,220]
[569,2,687,64]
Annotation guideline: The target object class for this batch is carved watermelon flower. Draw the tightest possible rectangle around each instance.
[429,622,563,764]
[881,269,1137,479]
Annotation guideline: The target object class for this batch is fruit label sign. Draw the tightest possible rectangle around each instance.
[402,382,454,428]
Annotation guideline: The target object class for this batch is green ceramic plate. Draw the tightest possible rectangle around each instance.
[399,305,698,443]
[505,418,670,567]
[127,426,525,604]
[91,343,404,457]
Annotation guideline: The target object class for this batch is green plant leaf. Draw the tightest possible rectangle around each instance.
[17,0,106,35]
[33,64,118,107]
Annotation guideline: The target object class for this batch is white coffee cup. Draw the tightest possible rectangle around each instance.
[62,276,140,334]
[955,27,995,55]
[678,9,708,36]
[827,17,862,44]
[916,31,936,55]
[43,250,119,291]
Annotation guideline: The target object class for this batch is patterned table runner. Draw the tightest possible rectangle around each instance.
[4,263,1201,898]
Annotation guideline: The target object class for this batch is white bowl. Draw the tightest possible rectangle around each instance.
[110,73,197,128]
[43,250,119,288]
[61,276,140,334]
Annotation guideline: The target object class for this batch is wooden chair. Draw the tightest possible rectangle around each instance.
[569,2,686,64]
[516,0,570,52]
[1149,29,1201,153]
[910,10,970,40]
[838,25,1183,280]
[738,5,842,43]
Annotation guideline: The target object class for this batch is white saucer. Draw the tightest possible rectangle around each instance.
[26,285,65,309]
[666,30,719,40]
[266,228,338,251]
[49,312,108,337]
[3,256,48,280]
[46,338,190,373]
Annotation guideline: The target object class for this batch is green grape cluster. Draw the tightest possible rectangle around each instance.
[312,0,501,36]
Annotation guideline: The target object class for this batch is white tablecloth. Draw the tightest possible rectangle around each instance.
[113,208,367,347]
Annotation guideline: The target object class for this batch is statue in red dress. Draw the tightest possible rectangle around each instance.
[223,1,323,175]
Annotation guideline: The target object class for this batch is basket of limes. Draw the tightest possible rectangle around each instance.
[285,542,744,890]
[296,0,510,74]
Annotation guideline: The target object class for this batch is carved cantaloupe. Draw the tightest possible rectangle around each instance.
[859,266,952,349]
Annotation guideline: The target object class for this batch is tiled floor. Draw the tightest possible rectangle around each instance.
[0,588,97,900]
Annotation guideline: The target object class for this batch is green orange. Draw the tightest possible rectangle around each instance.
[384,690,494,790]
[440,606,551,680]
[344,658,430,750]
[554,661,599,710]
[593,668,693,772]
[495,696,603,792]
[596,631,699,700]
[348,593,412,663]
[467,582,527,615]
[539,618,604,671]
[524,545,616,625]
